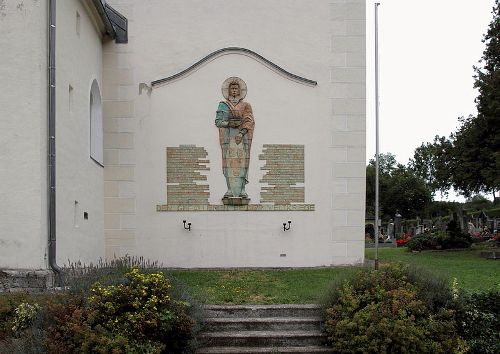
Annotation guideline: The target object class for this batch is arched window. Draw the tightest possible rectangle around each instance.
[90,80,103,166]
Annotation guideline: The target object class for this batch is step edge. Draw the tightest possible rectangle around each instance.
[204,304,321,310]
[199,331,326,338]
[196,346,332,353]
[204,317,323,323]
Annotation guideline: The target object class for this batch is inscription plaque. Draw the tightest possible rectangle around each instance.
[259,144,305,205]
[166,145,210,205]
[157,144,314,212]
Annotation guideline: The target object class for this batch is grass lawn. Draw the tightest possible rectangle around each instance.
[365,247,500,292]
[169,267,358,305]
[3,249,495,306]
[169,247,499,304]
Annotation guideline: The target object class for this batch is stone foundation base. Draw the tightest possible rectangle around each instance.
[0,269,54,293]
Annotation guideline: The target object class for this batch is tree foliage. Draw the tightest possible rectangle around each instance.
[366,153,432,220]
[460,0,500,197]
[464,194,494,211]
[448,114,497,198]
[408,136,453,195]
[410,2,500,199]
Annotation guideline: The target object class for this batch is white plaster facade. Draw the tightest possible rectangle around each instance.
[1,0,366,271]
[0,0,48,269]
[55,0,105,266]
[0,0,108,269]
[103,0,366,267]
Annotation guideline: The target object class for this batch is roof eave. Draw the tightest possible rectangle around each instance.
[89,0,128,43]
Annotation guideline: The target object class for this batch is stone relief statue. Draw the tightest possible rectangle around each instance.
[215,77,255,205]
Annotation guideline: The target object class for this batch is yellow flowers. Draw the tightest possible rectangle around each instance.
[12,302,41,332]
[87,267,175,332]
[452,278,460,300]
[40,265,194,352]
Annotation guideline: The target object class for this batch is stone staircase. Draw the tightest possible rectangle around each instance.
[196,304,332,354]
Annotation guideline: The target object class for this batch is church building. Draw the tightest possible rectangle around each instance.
[0,0,366,278]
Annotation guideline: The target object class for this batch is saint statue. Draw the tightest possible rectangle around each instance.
[215,77,255,205]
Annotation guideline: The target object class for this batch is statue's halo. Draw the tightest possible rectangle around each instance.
[221,77,247,100]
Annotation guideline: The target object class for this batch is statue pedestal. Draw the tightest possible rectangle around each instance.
[222,196,250,206]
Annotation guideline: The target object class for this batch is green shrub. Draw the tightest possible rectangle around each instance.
[0,293,65,353]
[406,233,436,251]
[443,220,472,249]
[1,257,202,354]
[0,293,64,340]
[47,268,195,354]
[0,327,47,354]
[455,290,500,354]
[407,221,471,251]
[405,266,452,311]
[323,264,467,353]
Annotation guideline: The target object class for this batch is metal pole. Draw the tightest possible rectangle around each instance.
[374,2,381,270]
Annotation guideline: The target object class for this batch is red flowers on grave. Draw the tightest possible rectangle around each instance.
[396,233,410,246]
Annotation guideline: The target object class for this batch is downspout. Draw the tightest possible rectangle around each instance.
[48,0,63,286]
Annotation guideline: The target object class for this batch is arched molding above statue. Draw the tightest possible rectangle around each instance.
[149,47,318,89]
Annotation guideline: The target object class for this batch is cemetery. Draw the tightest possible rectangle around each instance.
[0,0,499,353]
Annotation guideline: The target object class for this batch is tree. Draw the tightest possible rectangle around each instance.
[372,152,398,175]
[428,200,462,219]
[447,115,493,198]
[474,0,500,199]
[464,194,493,211]
[410,2,499,200]
[383,165,433,219]
[365,153,397,218]
[474,0,500,158]
[409,136,452,195]
[451,1,500,199]
[366,153,432,220]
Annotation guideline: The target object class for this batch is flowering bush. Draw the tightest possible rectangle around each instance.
[11,302,41,333]
[323,265,467,353]
[47,268,195,354]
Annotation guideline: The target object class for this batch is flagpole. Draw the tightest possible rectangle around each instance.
[374,2,381,270]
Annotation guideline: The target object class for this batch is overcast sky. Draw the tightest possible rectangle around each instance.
[365,0,495,201]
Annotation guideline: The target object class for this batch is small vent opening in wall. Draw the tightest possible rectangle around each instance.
[68,85,73,112]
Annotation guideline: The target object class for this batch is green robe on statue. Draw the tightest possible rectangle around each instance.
[215,99,255,199]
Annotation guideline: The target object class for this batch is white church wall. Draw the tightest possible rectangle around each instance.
[55,0,105,265]
[104,0,366,266]
[0,0,48,269]
[101,3,137,260]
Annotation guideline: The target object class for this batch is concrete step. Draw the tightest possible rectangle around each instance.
[196,346,333,353]
[204,317,322,332]
[204,305,322,319]
[199,330,326,348]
